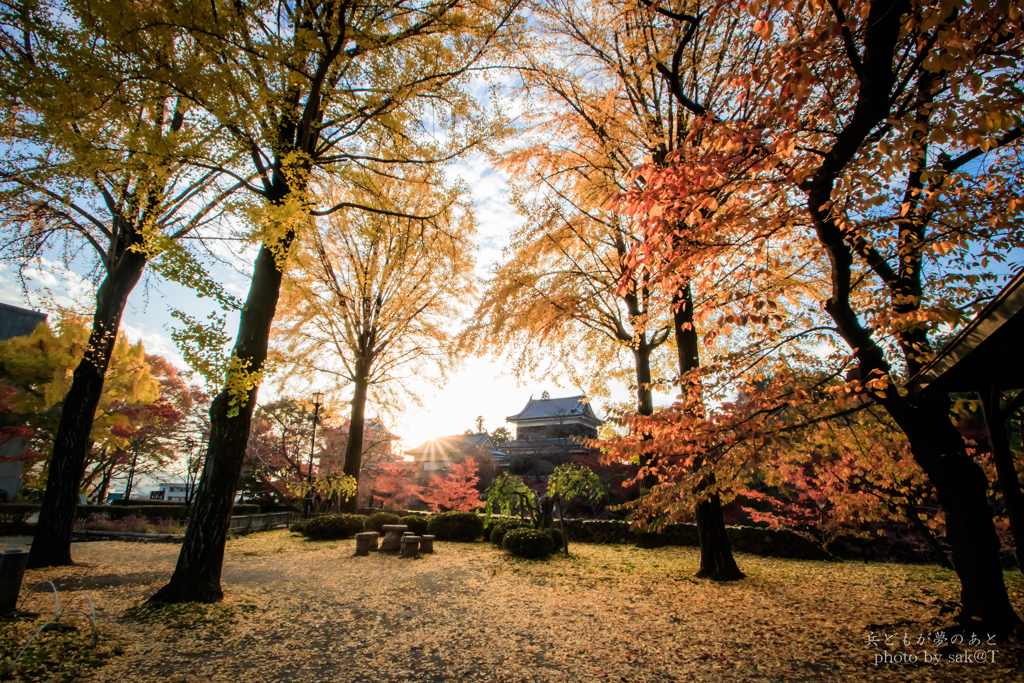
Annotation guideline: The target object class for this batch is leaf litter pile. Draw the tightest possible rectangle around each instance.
[3,530,1023,682]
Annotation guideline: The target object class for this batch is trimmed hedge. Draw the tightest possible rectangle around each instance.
[545,527,564,552]
[302,514,368,540]
[489,519,530,546]
[0,503,262,523]
[503,528,556,559]
[368,511,402,533]
[399,515,429,536]
[427,511,484,542]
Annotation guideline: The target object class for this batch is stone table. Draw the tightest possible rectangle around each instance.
[379,525,408,552]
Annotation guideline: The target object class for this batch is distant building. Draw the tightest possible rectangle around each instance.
[404,432,508,478]
[0,302,47,342]
[0,302,48,500]
[501,394,603,476]
[149,482,189,502]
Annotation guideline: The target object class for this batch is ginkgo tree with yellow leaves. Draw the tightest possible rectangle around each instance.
[0,313,161,494]
[67,0,522,604]
[274,165,478,512]
[0,0,245,570]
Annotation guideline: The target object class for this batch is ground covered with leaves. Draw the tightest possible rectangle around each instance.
[2,531,1023,682]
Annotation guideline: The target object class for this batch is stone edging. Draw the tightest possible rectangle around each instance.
[72,530,184,543]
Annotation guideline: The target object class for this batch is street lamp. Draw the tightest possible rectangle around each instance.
[305,391,325,518]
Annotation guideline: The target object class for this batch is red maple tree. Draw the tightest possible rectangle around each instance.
[420,458,483,512]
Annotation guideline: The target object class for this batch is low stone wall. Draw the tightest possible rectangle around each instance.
[559,519,832,561]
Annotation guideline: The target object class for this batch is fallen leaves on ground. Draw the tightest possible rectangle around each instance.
[3,531,1023,682]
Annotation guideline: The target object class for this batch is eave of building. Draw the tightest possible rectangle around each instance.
[907,266,1024,396]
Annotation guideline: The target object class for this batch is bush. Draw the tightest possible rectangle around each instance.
[546,527,564,552]
[232,504,261,516]
[302,514,368,540]
[489,519,530,545]
[503,528,556,559]
[368,511,402,533]
[400,515,430,536]
[77,514,185,535]
[289,517,309,535]
[427,511,484,542]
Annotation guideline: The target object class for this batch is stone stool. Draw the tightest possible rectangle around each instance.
[419,535,435,554]
[354,531,379,556]
[380,525,408,552]
[400,535,420,558]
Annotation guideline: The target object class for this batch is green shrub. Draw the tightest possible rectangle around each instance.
[289,516,308,534]
[503,528,556,559]
[489,519,530,545]
[400,515,429,536]
[545,528,564,551]
[302,514,367,540]
[232,504,261,516]
[427,511,484,542]
[368,511,402,533]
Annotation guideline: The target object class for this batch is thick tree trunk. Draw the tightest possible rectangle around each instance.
[979,387,1024,574]
[694,475,743,581]
[672,283,743,580]
[149,229,291,604]
[893,395,1020,633]
[341,366,370,514]
[27,252,147,569]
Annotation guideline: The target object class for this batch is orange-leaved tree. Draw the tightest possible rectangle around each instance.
[420,458,483,512]
[611,0,1024,632]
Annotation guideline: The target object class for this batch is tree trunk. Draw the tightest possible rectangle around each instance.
[149,227,291,604]
[632,339,657,491]
[894,395,1020,633]
[694,476,743,580]
[27,251,147,569]
[979,387,1024,574]
[673,283,743,581]
[341,364,370,513]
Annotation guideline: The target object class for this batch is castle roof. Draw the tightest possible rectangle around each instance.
[505,394,603,425]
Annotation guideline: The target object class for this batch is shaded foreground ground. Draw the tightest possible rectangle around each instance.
[3,530,1024,682]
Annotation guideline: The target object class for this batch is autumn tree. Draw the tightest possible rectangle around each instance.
[274,167,478,512]
[363,461,422,509]
[0,314,161,496]
[614,0,1024,631]
[421,457,483,512]
[490,0,776,579]
[0,0,245,568]
[467,0,681,414]
[62,0,525,602]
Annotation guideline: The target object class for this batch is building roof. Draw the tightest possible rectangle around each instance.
[0,302,46,342]
[907,267,1024,396]
[365,418,401,441]
[506,394,603,425]
[404,432,505,460]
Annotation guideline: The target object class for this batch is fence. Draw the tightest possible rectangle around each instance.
[225,512,291,533]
